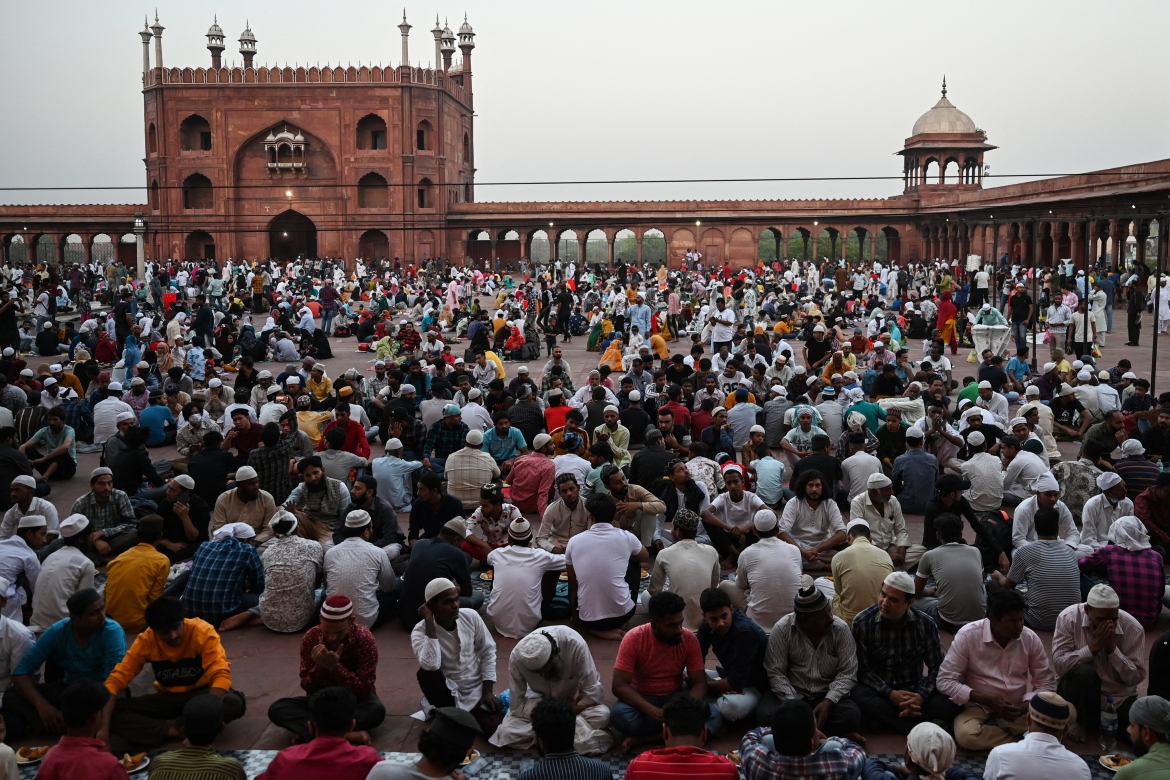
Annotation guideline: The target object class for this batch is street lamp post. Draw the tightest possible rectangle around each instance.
[133,211,147,282]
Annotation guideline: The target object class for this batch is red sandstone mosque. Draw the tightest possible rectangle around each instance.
[3,13,1170,272]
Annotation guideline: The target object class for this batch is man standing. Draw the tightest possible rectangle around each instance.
[267,596,386,744]
[849,572,959,735]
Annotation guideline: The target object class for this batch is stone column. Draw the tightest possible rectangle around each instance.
[577,234,587,269]
[607,233,615,271]
[635,232,643,265]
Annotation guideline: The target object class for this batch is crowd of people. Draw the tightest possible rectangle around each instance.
[0,249,1167,780]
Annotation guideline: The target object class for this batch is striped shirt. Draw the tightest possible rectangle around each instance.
[764,612,857,703]
[146,745,245,780]
[1006,539,1082,631]
[516,751,613,780]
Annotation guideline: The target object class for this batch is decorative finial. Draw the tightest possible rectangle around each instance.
[403,9,407,22]
[941,75,947,98]
[155,8,159,22]
[214,14,217,23]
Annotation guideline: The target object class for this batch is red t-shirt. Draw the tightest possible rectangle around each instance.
[544,404,570,433]
[613,623,704,697]
[625,747,738,780]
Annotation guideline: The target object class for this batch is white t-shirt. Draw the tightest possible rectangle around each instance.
[565,523,641,622]
[711,490,768,530]
[712,308,736,342]
[735,536,804,631]
[974,271,990,290]
[485,545,566,639]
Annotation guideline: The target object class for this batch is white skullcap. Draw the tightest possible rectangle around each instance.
[1073,360,1084,370]
[1086,584,1121,609]
[628,390,641,402]
[794,366,806,375]
[1077,370,1092,381]
[345,509,372,529]
[11,475,36,490]
[967,431,985,446]
[116,411,136,423]
[753,509,778,532]
[234,466,259,482]
[982,303,991,310]
[884,571,916,595]
[1042,362,1056,373]
[173,474,196,490]
[977,380,992,390]
[1025,385,1040,396]
[848,517,871,532]
[42,377,57,388]
[1032,473,1060,493]
[386,438,403,451]
[108,382,123,392]
[17,514,46,530]
[1009,417,1029,428]
[268,509,299,534]
[1123,371,1138,380]
[424,577,458,602]
[59,514,90,538]
[1097,472,1123,491]
[604,405,620,416]
[867,473,892,489]
[212,522,256,542]
[874,341,884,348]
[514,632,555,670]
[465,429,484,446]
[49,364,62,373]
[209,378,223,388]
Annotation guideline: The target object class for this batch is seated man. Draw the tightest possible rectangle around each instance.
[739,699,866,780]
[482,410,528,476]
[829,519,893,626]
[891,427,940,514]
[1121,696,1170,780]
[367,707,480,780]
[398,519,480,630]
[182,522,265,628]
[610,592,720,752]
[983,692,1090,780]
[718,509,804,632]
[410,577,502,737]
[149,695,246,780]
[647,509,719,631]
[566,494,649,640]
[1078,516,1167,629]
[103,515,169,634]
[258,687,381,780]
[102,596,247,753]
[268,596,386,745]
[848,473,920,570]
[757,576,862,741]
[30,514,96,633]
[515,699,612,780]
[1052,584,1146,743]
[6,589,123,740]
[1010,473,1081,551]
[914,513,987,632]
[937,588,1058,750]
[1076,472,1134,558]
[697,587,769,725]
[624,694,738,780]
[849,572,961,735]
[994,507,1081,631]
[1000,435,1050,506]
[777,469,847,572]
[485,518,565,639]
[443,429,499,507]
[35,680,128,780]
[490,626,612,755]
[324,510,397,630]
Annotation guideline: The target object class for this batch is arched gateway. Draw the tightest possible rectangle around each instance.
[269,210,316,260]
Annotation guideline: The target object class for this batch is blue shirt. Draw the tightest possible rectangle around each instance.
[371,454,423,512]
[139,405,176,447]
[183,537,265,625]
[752,456,785,505]
[28,424,76,462]
[15,617,126,682]
[1005,357,1031,382]
[891,448,940,514]
[482,426,527,463]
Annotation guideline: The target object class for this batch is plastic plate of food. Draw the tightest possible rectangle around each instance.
[726,750,740,765]
[121,753,150,773]
[559,571,569,581]
[640,569,650,579]
[478,571,493,581]
[15,746,49,765]
[462,749,479,766]
[1100,754,1133,772]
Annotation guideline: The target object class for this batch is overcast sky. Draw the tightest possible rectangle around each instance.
[4,0,1169,206]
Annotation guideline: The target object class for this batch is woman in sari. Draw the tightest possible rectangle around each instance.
[599,335,624,373]
[374,335,398,361]
[586,311,606,352]
[936,290,958,355]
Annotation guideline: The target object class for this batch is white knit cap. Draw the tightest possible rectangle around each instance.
[884,571,916,595]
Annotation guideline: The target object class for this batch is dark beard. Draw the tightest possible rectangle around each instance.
[1133,740,1148,758]
[307,481,326,493]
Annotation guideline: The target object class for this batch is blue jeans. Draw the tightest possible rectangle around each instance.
[610,693,722,738]
[1011,320,1029,348]
[321,308,335,334]
[428,456,448,477]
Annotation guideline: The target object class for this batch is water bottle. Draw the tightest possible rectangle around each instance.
[1100,696,1118,752]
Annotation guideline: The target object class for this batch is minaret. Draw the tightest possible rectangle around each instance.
[139,17,153,80]
[398,11,412,69]
[239,22,257,69]
[431,16,443,73]
[440,21,455,72]
[150,11,165,70]
[206,16,225,69]
[458,14,475,91]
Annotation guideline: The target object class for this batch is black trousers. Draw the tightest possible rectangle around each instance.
[1058,662,1134,736]
[850,684,961,736]
[268,693,386,742]
[0,681,68,740]
[1129,317,1142,345]
[756,690,860,736]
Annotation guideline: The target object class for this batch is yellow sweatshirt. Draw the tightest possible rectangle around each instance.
[105,618,232,695]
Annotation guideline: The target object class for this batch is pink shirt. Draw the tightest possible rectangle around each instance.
[936,618,1055,709]
[37,736,129,780]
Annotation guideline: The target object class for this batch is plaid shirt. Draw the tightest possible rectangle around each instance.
[248,439,293,504]
[1078,544,1166,628]
[423,419,469,460]
[850,605,944,699]
[60,400,92,442]
[740,729,865,780]
[183,537,265,625]
[71,489,136,532]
